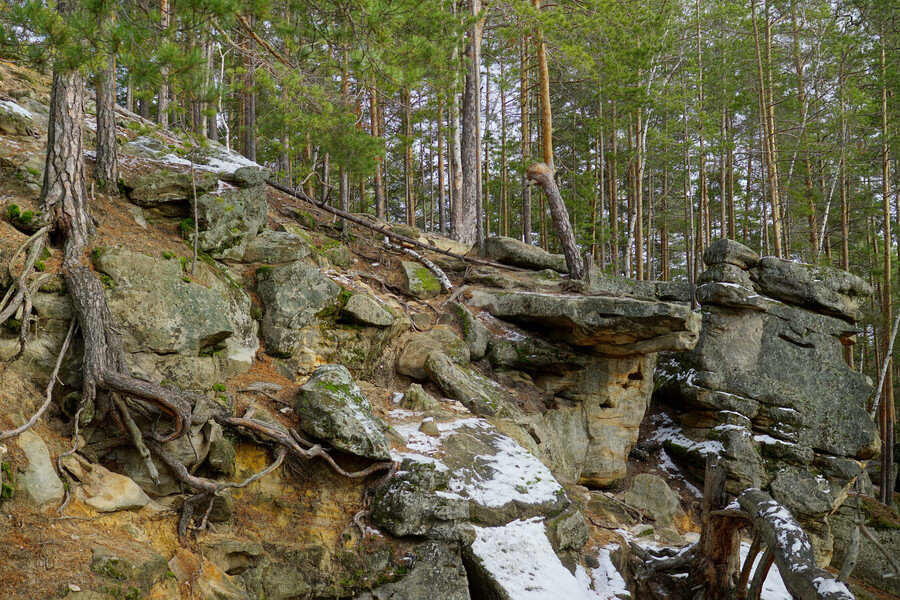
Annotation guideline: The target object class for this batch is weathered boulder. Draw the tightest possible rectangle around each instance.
[91,247,257,387]
[424,352,507,417]
[471,290,701,355]
[750,257,872,323]
[400,384,440,412]
[342,294,394,327]
[124,169,218,216]
[620,474,680,527]
[14,430,65,506]
[487,336,587,374]
[385,419,569,527]
[463,518,588,600]
[194,181,268,259]
[703,238,760,269]
[396,326,469,381]
[295,364,391,460]
[91,542,168,590]
[257,261,341,357]
[483,235,568,273]
[354,541,471,600]
[401,261,442,299]
[0,100,36,135]
[370,455,470,539]
[240,229,314,264]
[60,455,149,513]
[448,302,490,360]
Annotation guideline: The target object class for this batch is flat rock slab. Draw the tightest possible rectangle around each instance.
[471,291,701,355]
[401,261,442,299]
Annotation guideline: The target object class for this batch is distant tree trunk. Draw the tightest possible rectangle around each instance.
[608,101,619,273]
[438,107,446,233]
[500,59,509,237]
[520,36,532,244]
[635,112,644,280]
[339,51,350,238]
[158,0,170,129]
[879,35,895,505]
[527,163,584,278]
[459,0,483,246]
[839,55,850,271]
[93,51,119,191]
[402,87,415,227]
[533,0,553,173]
[321,153,330,205]
[370,84,385,219]
[483,55,491,238]
[242,19,257,162]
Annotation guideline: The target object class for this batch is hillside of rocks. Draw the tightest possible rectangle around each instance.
[0,61,897,600]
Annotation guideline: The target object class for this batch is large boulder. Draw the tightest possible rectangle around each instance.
[354,541,471,600]
[92,247,257,386]
[194,178,268,259]
[620,474,680,527]
[257,261,341,357]
[295,364,391,460]
[424,352,508,417]
[448,302,490,360]
[483,236,568,273]
[0,100,36,136]
[396,326,469,380]
[342,294,394,327]
[471,290,701,355]
[750,257,872,323]
[703,238,760,269]
[124,169,218,216]
[240,229,314,264]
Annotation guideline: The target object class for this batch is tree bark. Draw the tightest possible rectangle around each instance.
[690,457,741,598]
[527,163,584,278]
[459,0,483,246]
[520,36,532,244]
[94,51,119,191]
[533,0,553,173]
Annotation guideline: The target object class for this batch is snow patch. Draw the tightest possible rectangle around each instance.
[0,100,33,120]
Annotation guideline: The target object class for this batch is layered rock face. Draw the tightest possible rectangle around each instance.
[460,279,702,488]
[656,239,879,564]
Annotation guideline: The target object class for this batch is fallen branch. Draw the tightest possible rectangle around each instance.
[265,179,526,272]
[384,239,452,293]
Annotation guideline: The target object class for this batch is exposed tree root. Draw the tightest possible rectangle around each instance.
[0,320,76,442]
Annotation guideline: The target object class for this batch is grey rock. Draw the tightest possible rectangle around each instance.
[82,468,150,513]
[124,168,218,216]
[342,294,394,327]
[699,263,754,289]
[751,256,873,322]
[400,384,440,412]
[396,326,469,381]
[487,336,587,374]
[484,235,568,273]
[548,509,590,553]
[371,456,470,539]
[0,100,36,135]
[121,135,167,159]
[324,242,352,268]
[620,473,680,527]
[703,238,760,269]
[195,182,268,259]
[221,165,267,187]
[240,229,313,264]
[14,430,65,506]
[471,291,701,355]
[91,542,168,589]
[769,466,846,519]
[295,364,391,460]
[354,541,471,600]
[464,266,564,292]
[424,352,506,417]
[401,261,442,299]
[201,536,265,575]
[449,302,490,360]
[257,261,341,357]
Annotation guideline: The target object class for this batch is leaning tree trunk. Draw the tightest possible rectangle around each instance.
[93,52,119,191]
[41,54,193,469]
[458,0,483,246]
[526,163,584,278]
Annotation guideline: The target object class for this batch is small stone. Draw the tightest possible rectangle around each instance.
[84,471,150,513]
[68,584,81,592]
[15,430,65,506]
[620,473,681,527]
[396,326,469,381]
[448,302,490,360]
[419,418,440,437]
[401,384,440,412]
